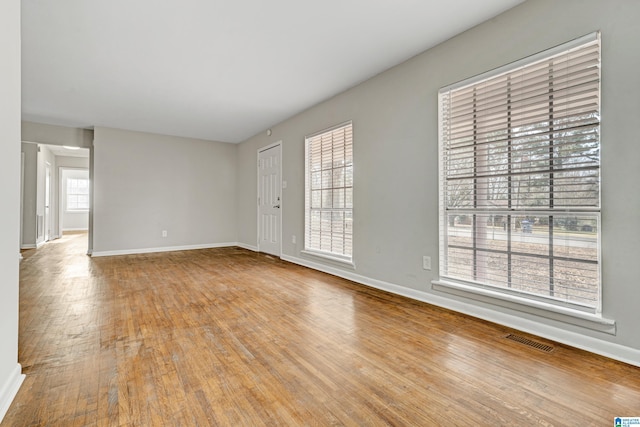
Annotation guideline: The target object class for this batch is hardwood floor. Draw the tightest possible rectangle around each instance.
[4,232,640,426]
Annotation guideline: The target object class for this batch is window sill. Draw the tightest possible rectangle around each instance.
[432,279,615,334]
[301,250,355,269]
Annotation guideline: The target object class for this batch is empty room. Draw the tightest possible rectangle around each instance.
[1,0,640,425]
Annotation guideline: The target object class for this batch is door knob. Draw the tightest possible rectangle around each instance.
[273,204,280,209]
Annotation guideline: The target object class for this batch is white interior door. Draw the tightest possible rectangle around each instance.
[258,144,281,256]
[20,153,24,248]
[44,164,51,241]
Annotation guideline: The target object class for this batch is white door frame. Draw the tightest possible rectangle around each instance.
[44,162,51,242]
[20,153,24,254]
[257,141,282,256]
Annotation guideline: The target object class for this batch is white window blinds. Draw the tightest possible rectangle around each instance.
[438,33,601,311]
[305,122,353,260]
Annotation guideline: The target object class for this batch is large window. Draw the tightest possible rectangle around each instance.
[438,33,601,312]
[305,122,353,262]
[66,177,90,211]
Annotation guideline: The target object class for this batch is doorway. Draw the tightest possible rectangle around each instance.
[44,163,51,242]
[20,143,90,251]
[257,143,282,256]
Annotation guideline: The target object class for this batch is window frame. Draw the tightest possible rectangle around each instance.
[303,121,354,265]
[66,177,90,212]
[436,32,603,318]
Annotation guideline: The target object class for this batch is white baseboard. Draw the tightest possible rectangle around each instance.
[0,364,24,423]
[91,242,238,257]
[20,244,36,250]
[62,228,88,232]
[281,254,640,368]
[236,243,258,252]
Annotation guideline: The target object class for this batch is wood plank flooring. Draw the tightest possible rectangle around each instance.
[4,232,640,426]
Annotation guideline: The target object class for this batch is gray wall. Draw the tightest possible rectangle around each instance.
[21,143,38,247]
[22,121,93,148]
[236,0,640,363]
[92,127,237,254]
[57,155,89,169]
[0,0,23,420]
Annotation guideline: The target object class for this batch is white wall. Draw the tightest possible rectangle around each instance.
[60,168,89,231]
[92,127,237,255]
[0,0,24,421]
[237,0,640,365]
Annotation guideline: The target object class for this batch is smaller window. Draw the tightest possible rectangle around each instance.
[304,122,353,262]
[67,178,89,211]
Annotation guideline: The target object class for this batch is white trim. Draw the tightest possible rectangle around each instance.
[258,140,282,153]
[20,153,24,251]
[20,244,36,250]
[281,253,640,368]
[59,167,91,244]
[432,280,614,332]
[61,170,90,215]
[236,242,258,252]
[44,162,52,243]
[300,250,355,269]
[304,122,354,261]
[440,32,599,93]
[438,33,602,313]
[91,242,260,257]
[305,120,353,140]
[0,364,25,423]
[91,242,238,257]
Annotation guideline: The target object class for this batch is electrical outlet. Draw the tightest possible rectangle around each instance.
[162,230,167,238]
[292,235,296,244]
[423,255,431,270]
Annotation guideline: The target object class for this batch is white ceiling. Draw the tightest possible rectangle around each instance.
[21,0,524,143]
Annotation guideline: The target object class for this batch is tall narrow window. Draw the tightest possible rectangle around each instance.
[305,122,353,262]
[438,33,601,312]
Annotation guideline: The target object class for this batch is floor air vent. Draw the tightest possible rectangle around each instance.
[504,334,555,353]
